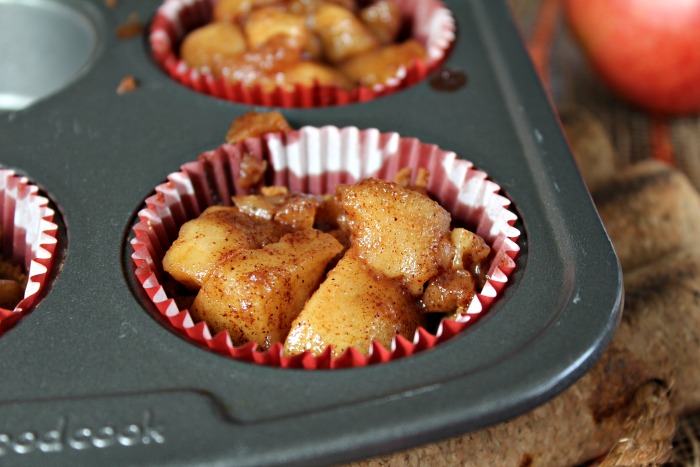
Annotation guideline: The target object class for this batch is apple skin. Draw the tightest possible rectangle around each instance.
[564,0,700,115]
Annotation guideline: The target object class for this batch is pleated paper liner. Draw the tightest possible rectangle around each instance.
[130,126,521,368]
[149,0,455,107]
[0,169,59,334]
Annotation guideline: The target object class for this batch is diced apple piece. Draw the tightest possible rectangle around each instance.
[162,206,291,290]
[313,3,378,64]
[341,178,454,295]
[233,192,322,229]
[244,7,311,50]
[393,166,429,195]
[287,0,357,16]
[359,0,402,45]
[180,22,246,72]
[190,229,344,349]
[421,269,476,314]
[286,0,323,17]
[232,194,283,221]
[213,0,279,23]
[273,195,321,229]
[225,111,292,145]
[283,249,423,357]
[219,35,304,89]
[340,40,426,87]
[451,227,490,278]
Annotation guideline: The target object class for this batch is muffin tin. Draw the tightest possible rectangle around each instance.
[0,0,623,466]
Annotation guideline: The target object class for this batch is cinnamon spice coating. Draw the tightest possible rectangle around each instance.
[179,0,427,92]
[163,174,490,356]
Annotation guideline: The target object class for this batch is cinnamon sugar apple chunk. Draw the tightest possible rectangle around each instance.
[420,228,491,316]
[233,190,323,230]
[340,178,455,296]
[213,0,279,23]
[218,35,305,90]
[190,229,343,350]
[313,2,379,64]
[340,40,426,88]
[451,227,491,279]
[225,111,292,144]
[283,248,424,357]
[180,22,247,72]
[243,7,312,50]
[162,205,291,290]
[358,0,402,45]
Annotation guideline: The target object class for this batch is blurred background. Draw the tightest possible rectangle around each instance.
[510,0,700,189]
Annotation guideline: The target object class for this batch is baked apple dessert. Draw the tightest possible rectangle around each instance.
[178,0,427,92]
[132,112,520,366]
[163,169,491,357]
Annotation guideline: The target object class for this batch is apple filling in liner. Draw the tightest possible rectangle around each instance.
[130,127,521,369]
[0,169,59,334]
[149,0,455,107]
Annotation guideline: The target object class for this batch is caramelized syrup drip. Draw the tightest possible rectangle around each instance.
[429,68,468,92]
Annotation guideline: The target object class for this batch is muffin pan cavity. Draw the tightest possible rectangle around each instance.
[0,0,103,112]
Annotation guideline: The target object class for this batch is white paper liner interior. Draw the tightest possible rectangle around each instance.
[131,127,521,368]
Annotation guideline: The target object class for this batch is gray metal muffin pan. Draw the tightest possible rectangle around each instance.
[0,0,623,465]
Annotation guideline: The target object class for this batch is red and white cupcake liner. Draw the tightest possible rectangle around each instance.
[130,127,520,369]
[0,169,59,333]
[149,0,455,107]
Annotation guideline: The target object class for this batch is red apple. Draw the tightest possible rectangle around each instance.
[564,0,700,115]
